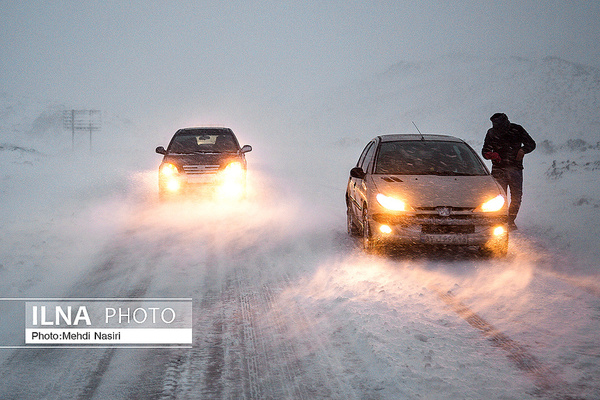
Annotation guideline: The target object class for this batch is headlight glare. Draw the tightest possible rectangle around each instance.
[222,161,244,179]
[479,195,505,212]
[160,163,178,177]
[380,224,392,234]
[166,179,181,192]
[376,193,407,211]
[217,161,246,199]
[493,226,506,236]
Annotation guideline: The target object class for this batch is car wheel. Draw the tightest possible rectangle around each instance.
[362,207,376,251]
[347,205,360,237]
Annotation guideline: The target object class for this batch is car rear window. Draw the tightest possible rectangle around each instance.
[168,133,239,153]
[375,140,488,176]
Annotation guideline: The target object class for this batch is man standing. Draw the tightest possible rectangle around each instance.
[482,113,536,230]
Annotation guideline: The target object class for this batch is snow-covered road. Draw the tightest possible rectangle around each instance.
[1,151,599,399]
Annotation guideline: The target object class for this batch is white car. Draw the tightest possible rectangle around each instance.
[346,134,508,256]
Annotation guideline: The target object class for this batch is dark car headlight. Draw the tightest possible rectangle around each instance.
[159,163,181,192]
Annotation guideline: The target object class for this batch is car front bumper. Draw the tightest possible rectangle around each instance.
[159,172,246,200]
[369,213,508,247]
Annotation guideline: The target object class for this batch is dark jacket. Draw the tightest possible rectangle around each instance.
[482,123,536,169]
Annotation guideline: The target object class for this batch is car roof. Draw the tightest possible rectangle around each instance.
[175,127,233,135]
[377,134,465,143]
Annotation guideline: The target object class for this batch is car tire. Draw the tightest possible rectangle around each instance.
[362,207,376,252]
[347,205,360,237]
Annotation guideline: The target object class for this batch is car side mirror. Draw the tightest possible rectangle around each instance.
[350,167,366,179]
[155,146,167,155]
[240,145,252,154]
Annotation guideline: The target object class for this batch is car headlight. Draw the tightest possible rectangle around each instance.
[477,194,505,212]
[159,163,181,192]
[221,161,244,180]
[160,163,179,177]
[217,161,246,198]
[376,193,409,211]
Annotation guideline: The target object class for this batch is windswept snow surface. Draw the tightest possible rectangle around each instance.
[1,56,600,399]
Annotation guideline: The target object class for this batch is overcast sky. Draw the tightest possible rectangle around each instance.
[2,1,600,126]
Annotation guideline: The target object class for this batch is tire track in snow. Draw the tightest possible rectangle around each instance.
[156,241,260,400]
[74,254,153,400]
[158,239,234,399]
[76,347,117,400]
[156,237,363,399]
[429,285,586,399]
[235,268,313,400]
[236,273,264,399]
[159,351,189,399]
[0,232,160,400]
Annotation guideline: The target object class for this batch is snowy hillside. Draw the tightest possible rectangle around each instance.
[306,55,600,144]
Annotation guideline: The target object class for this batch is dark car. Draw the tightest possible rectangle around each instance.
[346,134,508,256]
[155,127,252,200]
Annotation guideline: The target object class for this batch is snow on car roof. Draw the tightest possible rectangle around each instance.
[175,127,233,135]
[378,134,464,143]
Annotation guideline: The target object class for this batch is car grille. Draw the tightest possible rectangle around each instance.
[182,165,220,174]
[374,213,471,223]
[413,206,474,212]
[373,207,505,230]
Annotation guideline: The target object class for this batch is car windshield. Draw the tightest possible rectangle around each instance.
[168,132,239,154]
[375,140,488,176]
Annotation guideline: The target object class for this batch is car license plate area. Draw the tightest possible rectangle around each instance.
[421,224,475,234]
[420,234,468,245]
[186,174,215,184]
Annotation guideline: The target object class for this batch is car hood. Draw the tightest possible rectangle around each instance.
[371,175,503,208]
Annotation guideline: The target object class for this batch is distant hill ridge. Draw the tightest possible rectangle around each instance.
[311,55,600,146]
